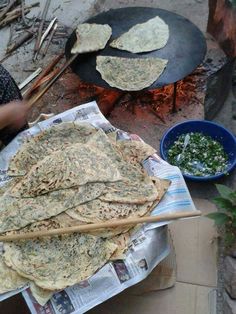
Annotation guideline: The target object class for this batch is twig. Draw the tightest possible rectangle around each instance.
[23,68,59,95]
[18,67,42,90]
[24,53,63,99]
[7,23,14,50]
[21,0,30,27]
[42,22,57,57]
[0,0,18,21]
[5,2,39,17]
[0,2,39,28]
[6,22,36,54]
[34,16,57,61]
[27,53,78,108]
[0,12,24,28]
[33,0,51,55]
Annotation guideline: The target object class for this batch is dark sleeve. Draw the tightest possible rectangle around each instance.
[0,65,22,105]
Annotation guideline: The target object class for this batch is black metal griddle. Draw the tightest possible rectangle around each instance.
[65,7,207,90]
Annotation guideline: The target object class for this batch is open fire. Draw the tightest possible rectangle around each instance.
[75,65,205,122]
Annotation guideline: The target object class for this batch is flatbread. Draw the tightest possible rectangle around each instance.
[3,233,117,290]
[100,170,158,204]
[87,129,123,163]
[116,140,156,168]
[110,16,169,53]
[66,200,153,223]
[29,282,54,306]
[8,122,97,177]
[71,23,112,54]
[10,143,121,198]
[0,255,27,294]
[74,129,159,204]
[110,232,131,260]
[0,183,106,233]
[96,56,168,91]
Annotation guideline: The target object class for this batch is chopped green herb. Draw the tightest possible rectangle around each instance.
[167,132,229,177]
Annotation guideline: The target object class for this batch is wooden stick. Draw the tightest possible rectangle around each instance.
[42,22,57,57]
[0,12,23,28]
[18,67,42,90]
[0,2,38,29]
[6,26,35,54]
[21,0,30,27]
[33,0,51,54]
[26,53,79,108]
[0,0,18,21]
[5,2,39,17]
[0,210,201,242]
[23,52,63,99]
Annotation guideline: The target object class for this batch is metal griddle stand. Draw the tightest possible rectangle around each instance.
[65,7,206,115]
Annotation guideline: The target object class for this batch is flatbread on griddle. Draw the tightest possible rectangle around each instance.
[8,122,97,177]
[0,183,106,233]
[96,56,168,91]
[71,23,112,54]
[110,16,169,53]
[3,233,117,291]
[10,143,121,198]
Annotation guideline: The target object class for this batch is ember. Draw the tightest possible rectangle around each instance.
[74,64,206,122]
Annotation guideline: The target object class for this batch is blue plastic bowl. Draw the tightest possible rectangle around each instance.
[160,120,236,181]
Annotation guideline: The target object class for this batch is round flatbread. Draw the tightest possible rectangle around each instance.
[8,122,97,177]
[71,23,112,54]
[10,143,121,198]
[96,56,168,91]
[3,233,117,290]
[110,16,169,53]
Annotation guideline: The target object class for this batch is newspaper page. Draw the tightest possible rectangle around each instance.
[0,101,196,313]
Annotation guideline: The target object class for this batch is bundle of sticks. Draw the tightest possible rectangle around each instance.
[0,0,39,29]
[1,0,69,62]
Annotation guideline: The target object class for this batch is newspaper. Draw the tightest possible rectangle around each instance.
[0,101,196,313]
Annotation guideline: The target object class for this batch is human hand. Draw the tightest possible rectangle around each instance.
[0,100,29,132]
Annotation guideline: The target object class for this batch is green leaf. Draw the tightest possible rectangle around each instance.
[213,197,235,212]
[216,184,233,199]
[229,192,236,205]
[206,212,231,226]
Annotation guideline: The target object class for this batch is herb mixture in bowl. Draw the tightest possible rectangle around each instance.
[167,132,229,177]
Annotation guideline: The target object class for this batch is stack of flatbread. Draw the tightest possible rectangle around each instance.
[0,122,170,305]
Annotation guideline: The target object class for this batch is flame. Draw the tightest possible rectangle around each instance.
[75,65,205,120]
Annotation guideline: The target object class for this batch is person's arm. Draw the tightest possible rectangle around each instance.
[0,101,29,131]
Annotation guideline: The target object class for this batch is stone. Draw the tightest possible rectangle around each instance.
[224,256,236,299]
[223,292,236,314]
